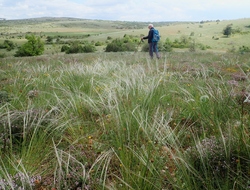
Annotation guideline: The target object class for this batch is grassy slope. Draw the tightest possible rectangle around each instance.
[0,17,250,54]
[1,17,250,189]
[1,51,250,189]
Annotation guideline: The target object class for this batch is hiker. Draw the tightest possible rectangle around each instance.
[141,24,160,59]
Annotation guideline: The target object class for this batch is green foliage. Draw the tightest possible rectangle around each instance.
[82,43,96,53]
[197,43,211,50]
[94,41,103,46]
[223,24,233,37]
[64,41,96,54]
[61,44,70,52]
[14,34,44,57]
[163,38,173,52]
[46,36,54,43]
[105,36,137,52]
[172,35,191,48]
[0,40,15,51]
[3,40,15,51]
[65,41,83,54]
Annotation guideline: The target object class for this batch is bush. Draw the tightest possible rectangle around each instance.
[65,42,83,54]
[106,39,123,52]
[105,38,136,52]
[95,41,103,46]
[64,41,96,54]
[223,24,233,37]
[61,45,70,52]
[15,34,44,57]
[163,38,173,52]
[172,36,192,48]
[82,44,96,53]
[46,36,54,44]
[3,40,15,51]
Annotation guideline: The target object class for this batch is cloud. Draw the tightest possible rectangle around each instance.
[0,0,249,21]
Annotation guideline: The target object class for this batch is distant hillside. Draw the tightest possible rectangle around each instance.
[0,17,186,29]
[0,17,250,53]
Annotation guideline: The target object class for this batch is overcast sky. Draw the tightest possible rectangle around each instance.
[0,0,249,22]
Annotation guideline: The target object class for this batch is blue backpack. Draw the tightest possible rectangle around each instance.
[152,28,160,42]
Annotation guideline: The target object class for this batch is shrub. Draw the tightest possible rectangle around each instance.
[64,42,96,54]
[95,41,103,46]
[223,24,233,37]
[105,38,136,52]
[15,34,44,57]
[61,44,70,52]
[65,41,83,54]
[163,38,173,52]
[105,39,123,52]
[171,36,192,48]
[3,40,15,51]
[46,36,54,44]
[82,44,96,53]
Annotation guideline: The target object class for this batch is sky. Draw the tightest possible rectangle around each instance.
[0,0,249,22]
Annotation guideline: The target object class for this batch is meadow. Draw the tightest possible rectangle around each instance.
[1,17,250,55]
[0,18,250,189]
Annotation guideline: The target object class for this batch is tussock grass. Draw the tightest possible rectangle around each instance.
[0,52,250,189]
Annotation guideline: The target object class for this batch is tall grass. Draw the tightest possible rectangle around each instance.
[0,52,250,189]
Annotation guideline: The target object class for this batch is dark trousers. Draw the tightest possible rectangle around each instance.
[149,42,160,58]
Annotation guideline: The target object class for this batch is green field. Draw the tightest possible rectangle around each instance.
[1,17,250,56]
[0,17,250,189]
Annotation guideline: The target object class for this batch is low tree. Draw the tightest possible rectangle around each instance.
[15,34,44,57]
[223,24,233,37]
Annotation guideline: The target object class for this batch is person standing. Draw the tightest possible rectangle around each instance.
[141,24,160,59]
